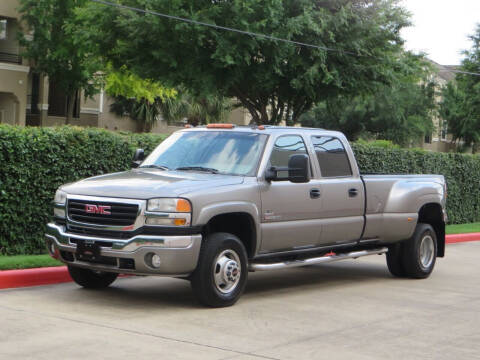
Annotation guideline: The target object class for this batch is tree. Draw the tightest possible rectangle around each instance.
[300,56,437,146]
[107,68,231,130]
[440,25,480,153]
[106,66,176,132]
[75,0,412,125]
[158,91,234,126]
[19,0,101,123]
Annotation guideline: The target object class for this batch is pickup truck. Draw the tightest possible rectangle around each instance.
[46,125,447,307]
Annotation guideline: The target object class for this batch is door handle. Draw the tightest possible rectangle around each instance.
[348,188,359,197]
[310,188,321,199]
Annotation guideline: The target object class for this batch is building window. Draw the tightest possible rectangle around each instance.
[440,120,448,141]
[48,81,80,118]
[0,19,6,40]
[424,134,432,144]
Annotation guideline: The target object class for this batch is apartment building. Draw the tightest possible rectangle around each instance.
[422,60,457,153]
[0,0,180,134]
[0,0,27,126]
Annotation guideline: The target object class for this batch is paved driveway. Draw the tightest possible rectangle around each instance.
[1,242,479,360]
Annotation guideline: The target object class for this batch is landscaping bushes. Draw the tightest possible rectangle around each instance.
[352,144,480,225]
[0,125,479,255]
[0,125,166,255]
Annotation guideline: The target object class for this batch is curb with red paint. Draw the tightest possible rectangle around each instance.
[1,232,479,290]
[0,266,71,290]
[445,232,480,244]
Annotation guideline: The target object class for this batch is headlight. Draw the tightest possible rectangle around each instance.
[147,198,191,213]
[146,198,192,226]
[54,190,67,205]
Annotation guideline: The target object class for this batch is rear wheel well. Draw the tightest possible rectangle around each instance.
[418,203,445,257]
[203,213,257,259]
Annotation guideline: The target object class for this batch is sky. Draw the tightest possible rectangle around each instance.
[401,0,480,65]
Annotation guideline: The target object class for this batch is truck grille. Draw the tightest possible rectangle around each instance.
[67,225,132,239]
[67,199,139,226]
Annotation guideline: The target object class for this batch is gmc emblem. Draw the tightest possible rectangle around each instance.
[85,204,111,215]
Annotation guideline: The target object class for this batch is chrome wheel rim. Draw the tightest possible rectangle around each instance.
[213,249,241,294]
[419,234,435,269]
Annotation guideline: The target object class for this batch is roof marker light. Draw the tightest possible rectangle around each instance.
[207,123,235,129]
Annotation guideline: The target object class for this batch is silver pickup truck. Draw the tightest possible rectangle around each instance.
[46,125,447,307]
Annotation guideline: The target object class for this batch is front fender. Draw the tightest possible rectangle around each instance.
[195,201,262,254]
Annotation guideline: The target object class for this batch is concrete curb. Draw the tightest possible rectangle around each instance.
[0,266,71,290]
[445,232,480,244]
[1,233,479,290]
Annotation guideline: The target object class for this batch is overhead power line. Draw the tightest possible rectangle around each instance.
[90,0,355,55]
[439,69,480,77]
[91,0,480,78]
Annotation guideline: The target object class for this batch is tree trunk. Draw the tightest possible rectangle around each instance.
[66,93,76,125]
[472,142,478,154]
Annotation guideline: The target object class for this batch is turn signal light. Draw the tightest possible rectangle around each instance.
[176,199,192,212]
[174,218,187,226]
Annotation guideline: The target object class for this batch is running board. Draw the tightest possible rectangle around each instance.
[249,247,388,272]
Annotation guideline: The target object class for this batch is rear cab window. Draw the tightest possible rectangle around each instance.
[311,136,352,178]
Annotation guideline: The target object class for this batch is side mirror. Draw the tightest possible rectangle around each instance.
[132,148,145,168]
[265,154,310,183]
[288,154,310,183]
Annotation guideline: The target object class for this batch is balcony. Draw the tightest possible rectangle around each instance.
[0,51,21,64]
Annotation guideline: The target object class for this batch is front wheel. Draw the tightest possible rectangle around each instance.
[68,266,118,289]
[190,232,248,307]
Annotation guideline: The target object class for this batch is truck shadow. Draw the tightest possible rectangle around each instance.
[71,261,392,309]
[244,261,392,296]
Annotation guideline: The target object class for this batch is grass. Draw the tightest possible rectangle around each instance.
[446,222,480,235]
[0,254,63,270]
[1,223,479,270]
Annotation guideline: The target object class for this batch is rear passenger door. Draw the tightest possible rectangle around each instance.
[309,135,365,246]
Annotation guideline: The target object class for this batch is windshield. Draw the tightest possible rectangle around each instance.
[141,131,268,176]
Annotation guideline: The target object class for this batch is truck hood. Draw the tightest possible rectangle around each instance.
[61,169,245,199]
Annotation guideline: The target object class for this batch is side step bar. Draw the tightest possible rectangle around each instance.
[249,247,388,272]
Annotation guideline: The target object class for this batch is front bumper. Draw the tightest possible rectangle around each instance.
[45,223,202,276]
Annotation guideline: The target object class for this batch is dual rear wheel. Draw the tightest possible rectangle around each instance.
[386,223,437,279]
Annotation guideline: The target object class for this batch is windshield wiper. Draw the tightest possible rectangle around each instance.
[139,164,170,170]
[175,166,219,174]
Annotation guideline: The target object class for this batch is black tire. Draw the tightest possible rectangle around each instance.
[68,265,118,289]
[190,232,248,307]
[402,223,437,279]
[386,242,407,277]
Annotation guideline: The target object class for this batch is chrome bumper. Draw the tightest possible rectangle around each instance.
[45,223,202,276]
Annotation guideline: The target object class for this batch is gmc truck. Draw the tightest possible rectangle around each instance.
[46,125,447,307]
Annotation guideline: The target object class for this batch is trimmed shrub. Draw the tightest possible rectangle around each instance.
[352,144,480,225]
[0,125,166,255]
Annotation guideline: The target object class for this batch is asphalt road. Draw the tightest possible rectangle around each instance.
[1,242,479,360]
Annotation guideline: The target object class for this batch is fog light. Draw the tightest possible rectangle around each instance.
[151,254,161,268]
[146,252,161,269]
[47,240,59,259]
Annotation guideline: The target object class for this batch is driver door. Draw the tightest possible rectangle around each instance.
[259,135,323,253]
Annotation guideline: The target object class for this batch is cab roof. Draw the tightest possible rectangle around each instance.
[181,124,344,138]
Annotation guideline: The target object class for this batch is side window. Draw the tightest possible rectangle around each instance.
[269,135,308,179]
[311,136,352,177]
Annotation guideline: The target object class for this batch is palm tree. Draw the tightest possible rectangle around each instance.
[111,91,235,132]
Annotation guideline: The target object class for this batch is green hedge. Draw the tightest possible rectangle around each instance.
[352,144,480,225]
[0,125,166,255]
[1,125,479,255]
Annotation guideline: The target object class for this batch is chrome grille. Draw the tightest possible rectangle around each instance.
[67,199,138,226]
